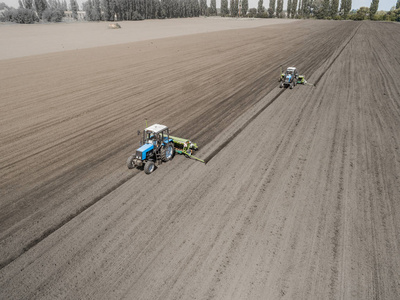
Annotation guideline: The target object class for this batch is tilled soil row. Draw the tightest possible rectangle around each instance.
[1,21,399,299]
[0,20,358,268]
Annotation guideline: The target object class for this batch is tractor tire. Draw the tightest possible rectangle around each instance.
[290,82,294,89]
[161,143,174,162]
[144,160,155,174]
[126,155,135,169]
[280,82,283,88]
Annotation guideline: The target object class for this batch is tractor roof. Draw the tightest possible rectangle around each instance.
[287,67,296,71]
[145,124,168,134]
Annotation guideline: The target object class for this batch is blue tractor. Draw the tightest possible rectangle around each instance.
[279,67,300,89]
[126,124,175,174]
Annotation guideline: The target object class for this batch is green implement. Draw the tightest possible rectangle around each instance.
[297,75,305,84]
[170,135,205,164]
[169,135,198,150]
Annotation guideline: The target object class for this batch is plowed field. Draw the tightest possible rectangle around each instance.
[1,19,400,299]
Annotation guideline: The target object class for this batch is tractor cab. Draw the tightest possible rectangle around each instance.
[142,124,171,147]
[280,67,300,89]
[285,67,298,78]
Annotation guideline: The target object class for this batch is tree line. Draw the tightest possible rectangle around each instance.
[83,0,217,21]
[242,0,398,21]
[0,0,79,23]
[1,0,399,23]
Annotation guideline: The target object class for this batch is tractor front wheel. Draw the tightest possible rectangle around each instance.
[144,161,155,174]
[126,155,135,169]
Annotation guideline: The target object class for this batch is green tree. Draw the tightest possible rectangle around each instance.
[92,0,101,20]
[101,0,111,20]
[26,0,34,9]
[291,0,297,16]
[331,0,338,17]
[352,6,368,20]
[42,7,65,21]
[321,0,329,18]
[302,0,310,17]
[338,0,352,18]
[389,7,400,21]
[209,0,217,15]
[297,0,302,16]
[248,7,256,16]
[34,0,47,18]
[397,0,400,9]
[242,0,248,15]
[0,2,9,9]
[233,0,238,15]
[312,0,324,18]
[47,0,55,9]
[23,0,33,9]
[369,0,378,19]
[70,0,78,18]
[276,0,283,17]
[345,0,351,17]
[83,0,92,19]
[191,0,200,16]
[339,0,345,16]
[258,0,263,13]
[230,0,238,16]
[221,0,229,15]
[286,0,291,17]
[200,0,207,15]
[298,0,304,16]
[1,7,39,22]
[268,0,275,16]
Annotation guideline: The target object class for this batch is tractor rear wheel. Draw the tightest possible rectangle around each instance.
[161,143,174,162]
[126,155,135,169]
[290,82,294,89]
[144,161,155,174]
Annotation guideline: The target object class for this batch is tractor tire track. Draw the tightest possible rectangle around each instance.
[1,21,400,300]
[203,22,362,164]
[0,169,140,270]
[0,20,359,270]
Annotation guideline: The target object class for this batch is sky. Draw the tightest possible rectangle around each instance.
[1,0,396,12]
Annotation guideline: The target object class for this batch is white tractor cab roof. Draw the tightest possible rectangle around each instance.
[287,67,297,73]
[145,124,168,134]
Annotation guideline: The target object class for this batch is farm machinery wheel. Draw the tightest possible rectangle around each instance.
[144,160,155,174]
[126,155,135,169]
[161,143,174,162]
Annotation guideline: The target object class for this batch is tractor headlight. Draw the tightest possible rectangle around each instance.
[136,151,142,160]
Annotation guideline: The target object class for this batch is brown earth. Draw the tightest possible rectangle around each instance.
[1,20,400,299]
[0,18,296,60]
